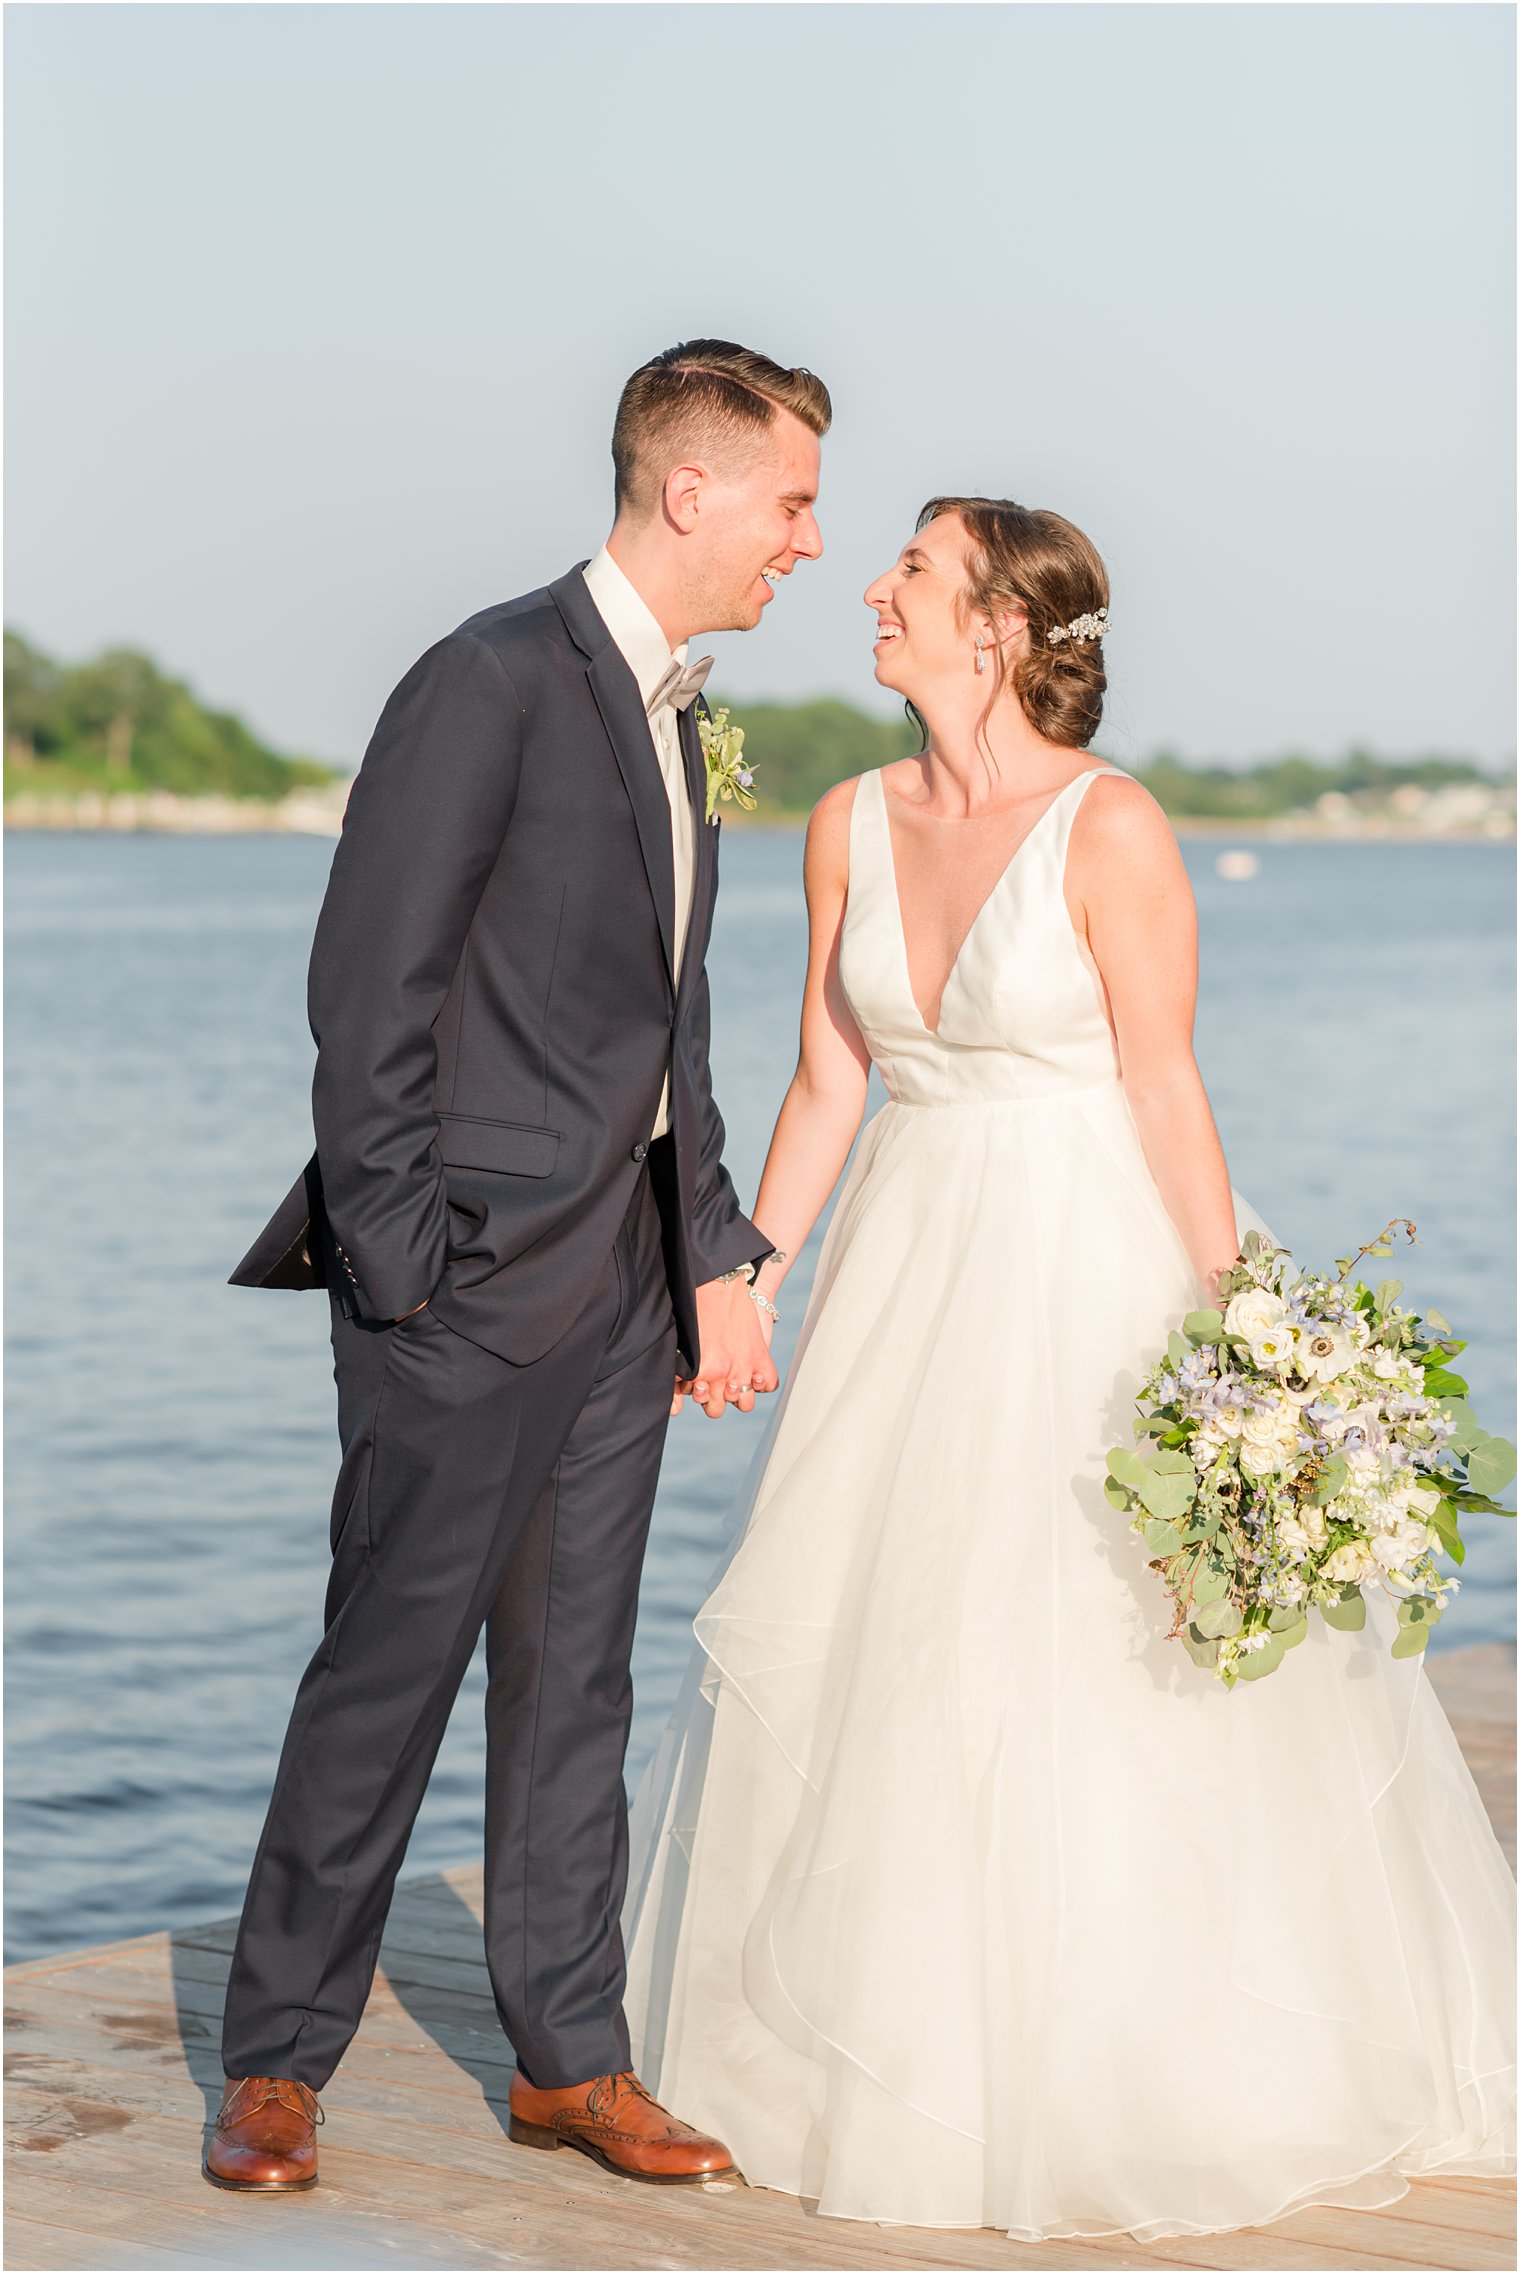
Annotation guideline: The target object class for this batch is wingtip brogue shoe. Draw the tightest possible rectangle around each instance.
[507,2068,738,2184]
[203,2075,321,2191]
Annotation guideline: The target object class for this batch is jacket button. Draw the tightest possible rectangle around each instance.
[631,1142,648,1161]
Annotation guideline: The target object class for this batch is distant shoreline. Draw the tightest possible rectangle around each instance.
[4,787,1514,846]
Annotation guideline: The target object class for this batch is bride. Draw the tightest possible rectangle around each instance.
[622,497,1516,2241]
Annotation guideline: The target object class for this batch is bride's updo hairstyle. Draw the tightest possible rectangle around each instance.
[917,497,1111,749]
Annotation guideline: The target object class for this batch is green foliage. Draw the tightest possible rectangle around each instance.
[1135,744,1506,821]
[707,700,1508,819]
[4,628,337,801]
[1133,1449,1198,1524]
[1467,1437,1518,1498]
[1236,1630,1288,1681]
[707,696,919,814]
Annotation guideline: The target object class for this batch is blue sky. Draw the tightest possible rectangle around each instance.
[5,3,1514,769]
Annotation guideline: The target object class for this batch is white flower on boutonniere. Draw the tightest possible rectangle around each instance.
[697,705,758,825]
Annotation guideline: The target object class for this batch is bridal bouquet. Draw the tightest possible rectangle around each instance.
[1104,1222,1516,1688]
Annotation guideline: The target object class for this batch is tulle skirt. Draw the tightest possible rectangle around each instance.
[624,1084,1516,2241]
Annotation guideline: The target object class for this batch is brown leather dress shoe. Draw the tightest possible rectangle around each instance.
[507,2068,738,2184]
[203,2076,321,2191]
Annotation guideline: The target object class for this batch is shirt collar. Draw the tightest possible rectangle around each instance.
[581,546,687,711]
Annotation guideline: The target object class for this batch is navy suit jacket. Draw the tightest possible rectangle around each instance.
[230,564,766,1373]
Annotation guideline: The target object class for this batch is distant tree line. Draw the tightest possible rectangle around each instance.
[4,629,1505,816]
[3,630,335,800]
[719,697,1505,819]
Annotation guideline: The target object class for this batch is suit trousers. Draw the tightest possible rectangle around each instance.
[220,1156,678,2092]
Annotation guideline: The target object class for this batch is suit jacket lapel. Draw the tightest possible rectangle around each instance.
[678,699,716,1007]
[587,650,677,987]
[552,566,676,990]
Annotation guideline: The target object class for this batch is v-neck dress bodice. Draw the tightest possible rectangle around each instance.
[838,765,1120,1107]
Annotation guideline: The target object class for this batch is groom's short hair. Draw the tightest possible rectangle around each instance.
[612,339,832,516]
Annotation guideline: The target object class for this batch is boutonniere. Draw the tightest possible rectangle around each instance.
[696,704,758,825]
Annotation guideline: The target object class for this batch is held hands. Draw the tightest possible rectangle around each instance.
[672,1277,781,1419]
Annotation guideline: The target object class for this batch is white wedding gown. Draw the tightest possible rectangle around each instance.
[623,766,1516,2242]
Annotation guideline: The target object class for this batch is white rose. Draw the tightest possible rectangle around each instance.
[1324,1541,1376,1584]
[1213,1400,1246,1437]
[1249,1323,1299,1372]
[1241,1409,1283,1451]
[1394,1516,1436,1564]
[1301,1502,1329,1546]
[1408,1483,1443,1519]
[1276,1517,1312,1563]
[1225,1288,1288,1343]
[1191,1427,1224,1470]
[1241,1436,1288,1477]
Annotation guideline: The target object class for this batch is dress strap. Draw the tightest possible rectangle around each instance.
[1050,765,1131,874]
[844,767,891,900]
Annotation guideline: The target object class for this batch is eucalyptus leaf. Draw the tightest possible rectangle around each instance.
[1467,1437,1518,1498]
[1441,1401,1484,1454]
[1183,1308,1224,1343]
[1237,1633,1287,1681]
[1267,1605,1305,1631]
[1374,1278,1403,1310]
[1181,1627,1221,1671]
[1424,1308,1452,1335]
[1191,1559,1229,1607]
[1106,1447,1148,1488]
[1103,1477,1132,1511]
[1279,1614,1310,1650]
[1320,1590,1367,1632]
[1195,1598,1241,1639]
[1166,1331,1190,1367]
[1136,1463,1197,1523]
[1391,1626,1430,1659]
[1142,1518,1183,1556]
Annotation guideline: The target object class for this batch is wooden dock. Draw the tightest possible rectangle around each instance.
[6,1645,1514,2273]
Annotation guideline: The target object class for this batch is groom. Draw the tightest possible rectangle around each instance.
[207,339,829,2192]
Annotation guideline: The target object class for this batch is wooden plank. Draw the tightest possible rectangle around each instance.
[7,2073,1512,2274]
[6,1645,1513,2272]
[8,2127,1173,2272]
[3,2212,218,2272]
[5,2170,511,2270]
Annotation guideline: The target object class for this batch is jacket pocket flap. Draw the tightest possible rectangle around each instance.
[437,1115,560,1177]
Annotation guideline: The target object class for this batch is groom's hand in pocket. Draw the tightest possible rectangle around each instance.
[675,1279,781,1418]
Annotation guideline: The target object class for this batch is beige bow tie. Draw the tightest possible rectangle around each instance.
[646,654,713,717]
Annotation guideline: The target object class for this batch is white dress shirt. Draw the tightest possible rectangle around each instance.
[581,546,697,1142]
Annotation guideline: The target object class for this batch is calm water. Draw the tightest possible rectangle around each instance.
[6,830,1515,1962]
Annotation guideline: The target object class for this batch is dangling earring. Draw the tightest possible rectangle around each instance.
[973,635,986,675]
